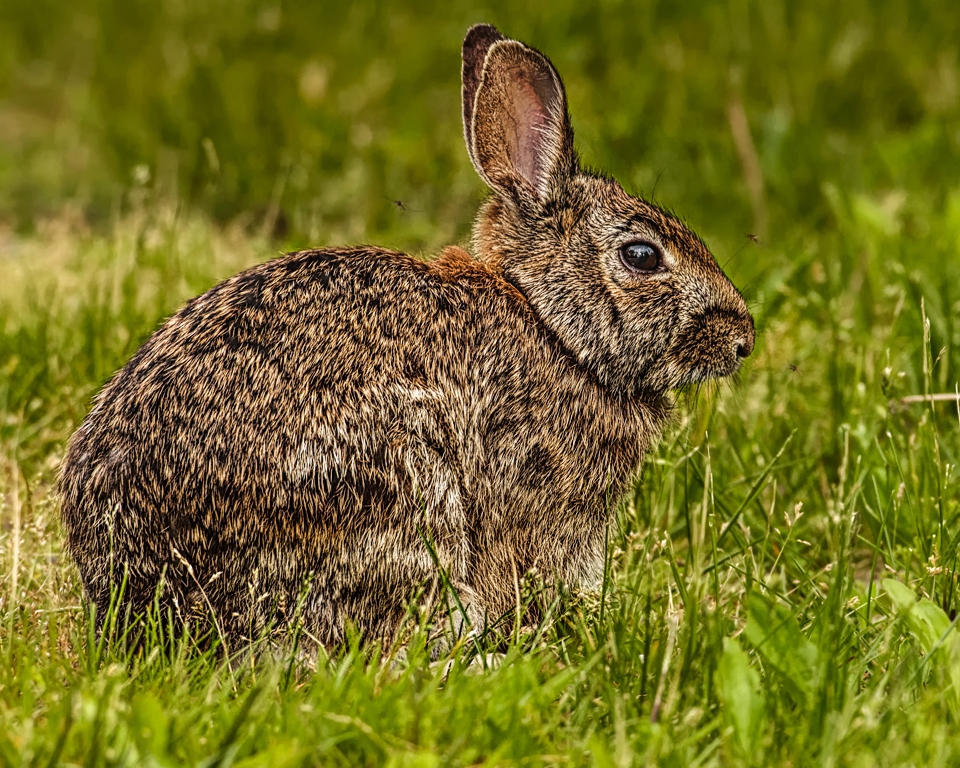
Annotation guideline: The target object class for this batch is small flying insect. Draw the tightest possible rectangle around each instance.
[384,196,420,213]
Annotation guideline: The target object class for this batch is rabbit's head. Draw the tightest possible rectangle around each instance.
[463,25,755,398]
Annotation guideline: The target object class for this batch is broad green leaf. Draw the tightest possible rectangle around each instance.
[884,578,960,716]
[744,592,820,703]
[716,638,765,756]
[233,742,307,768]
[587,735,616,768]
[883,579,952,654]
[131,692,169,757]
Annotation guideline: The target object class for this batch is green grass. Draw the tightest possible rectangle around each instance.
[2,0,960,765]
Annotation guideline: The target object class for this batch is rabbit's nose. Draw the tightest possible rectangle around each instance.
[734,324,755,359]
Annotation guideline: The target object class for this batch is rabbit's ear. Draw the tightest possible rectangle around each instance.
[463,32,575,204]
[462,24,505,157]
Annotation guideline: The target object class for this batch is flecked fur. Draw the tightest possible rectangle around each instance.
[59,25,754,647]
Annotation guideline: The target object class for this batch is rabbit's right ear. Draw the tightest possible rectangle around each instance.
[462,26,575,205]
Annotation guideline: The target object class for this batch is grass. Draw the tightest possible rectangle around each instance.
[2,0,960,765]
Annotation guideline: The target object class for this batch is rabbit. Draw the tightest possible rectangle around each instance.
[59,24,755,649]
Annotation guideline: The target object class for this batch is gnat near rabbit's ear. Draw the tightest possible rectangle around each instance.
[462,32,575,204]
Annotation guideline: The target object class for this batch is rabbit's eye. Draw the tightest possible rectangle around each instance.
[619,241,662,273]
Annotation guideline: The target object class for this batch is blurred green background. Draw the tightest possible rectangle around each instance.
[3,0,958,250]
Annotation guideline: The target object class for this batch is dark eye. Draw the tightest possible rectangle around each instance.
[619,241,663,273]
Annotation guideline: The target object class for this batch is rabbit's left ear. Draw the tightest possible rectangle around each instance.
[462,27,575,204]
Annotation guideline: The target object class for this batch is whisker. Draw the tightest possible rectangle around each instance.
[650,168,667,203]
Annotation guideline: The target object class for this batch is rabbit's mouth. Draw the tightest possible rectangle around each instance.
[678,359,745,387]
[667,308,755,387]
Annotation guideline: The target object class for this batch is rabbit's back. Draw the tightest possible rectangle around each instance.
[61,247,663,643]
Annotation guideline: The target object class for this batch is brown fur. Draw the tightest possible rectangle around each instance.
[59,25,754,647]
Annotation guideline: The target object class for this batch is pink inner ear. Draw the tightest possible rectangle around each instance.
[508,67,561,195]
[513,79,550,191]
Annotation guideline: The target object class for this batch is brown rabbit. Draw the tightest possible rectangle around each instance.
[59,24,754,648]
